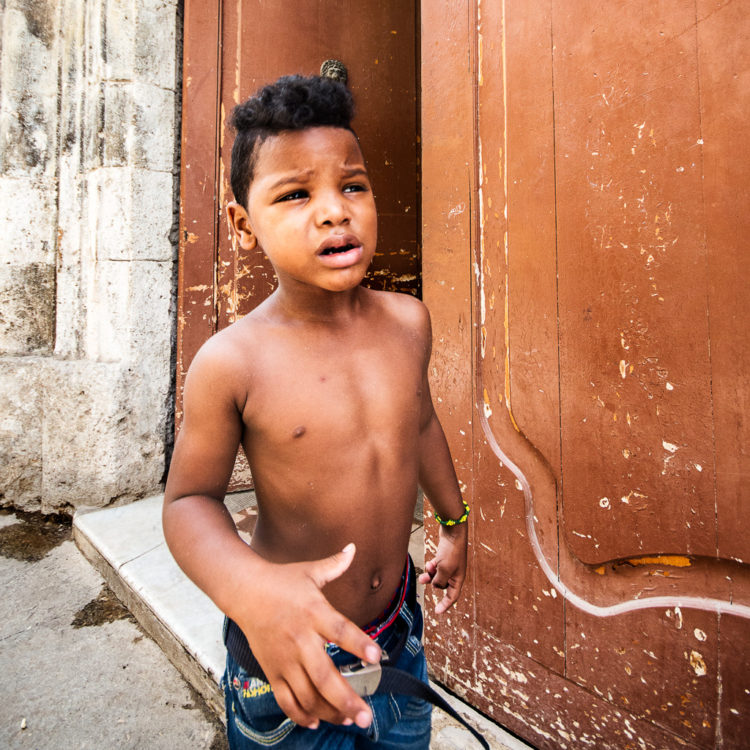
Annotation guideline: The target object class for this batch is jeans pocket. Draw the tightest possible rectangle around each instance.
[401,694,432,721]
[225,661,295,746]
[405,634,423,658]
[230,702,296,747]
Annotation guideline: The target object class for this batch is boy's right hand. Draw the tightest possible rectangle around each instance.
[232,543,381,730]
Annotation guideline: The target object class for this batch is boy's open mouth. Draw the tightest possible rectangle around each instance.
[320,243,357,256]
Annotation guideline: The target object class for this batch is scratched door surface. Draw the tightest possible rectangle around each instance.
[422,1,750,748]
[178,1,419,485]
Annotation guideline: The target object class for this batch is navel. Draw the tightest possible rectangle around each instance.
[292,425,306,439]
[370,573,382,591]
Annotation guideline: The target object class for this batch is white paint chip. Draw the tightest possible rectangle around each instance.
[688,650,707,677]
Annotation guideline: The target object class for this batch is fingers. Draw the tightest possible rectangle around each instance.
[273,677,322,729]
[307,543,356,589]
[419,557,448,587]
[420,557,464,614]
[418,559,437,584]
[252,549,381,729]
[283,598,379,727]
[302,651,373,728]
[434,582,461,614]
[320,603,381,665]
[274,651,372,729]
[307,545,381,665]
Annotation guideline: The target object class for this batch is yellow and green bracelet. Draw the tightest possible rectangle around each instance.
[434,498,470,526]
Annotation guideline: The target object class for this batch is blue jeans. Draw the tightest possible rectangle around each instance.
[222,592,431,749]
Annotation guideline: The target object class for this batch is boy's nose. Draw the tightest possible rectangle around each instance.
[315,192,349,226]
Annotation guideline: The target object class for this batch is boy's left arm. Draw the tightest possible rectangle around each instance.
[415,309,468,614]
[417,395,469,613]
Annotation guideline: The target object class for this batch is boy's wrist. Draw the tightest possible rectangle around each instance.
[217,550,276,623]
[432,496,470,527]
[438,520,468,540]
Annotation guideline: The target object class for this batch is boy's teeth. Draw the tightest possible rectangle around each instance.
[323,244,353,255]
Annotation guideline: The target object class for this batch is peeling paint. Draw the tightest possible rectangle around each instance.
[687,650,706,677]
[626,555,692,568]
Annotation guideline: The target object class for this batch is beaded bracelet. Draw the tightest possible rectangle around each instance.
[433,498,471,526]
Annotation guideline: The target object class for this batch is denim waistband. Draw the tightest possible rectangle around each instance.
[362,556,412,637]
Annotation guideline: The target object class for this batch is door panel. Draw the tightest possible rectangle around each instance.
[553,0,716,565]
[178,0,419,487]
[179,0,750,744]
[697,0,750,564]
[215,0,420,334]
[422,1,750,747]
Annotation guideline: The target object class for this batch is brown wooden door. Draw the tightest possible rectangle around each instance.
[422,2,750,748]
[178,0,419,486]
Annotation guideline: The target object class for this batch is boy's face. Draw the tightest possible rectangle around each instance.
[228,126,377,295]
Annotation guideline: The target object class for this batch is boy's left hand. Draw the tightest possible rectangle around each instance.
[418,524,468,614]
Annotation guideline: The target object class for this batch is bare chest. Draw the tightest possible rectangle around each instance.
[242,339,424,450]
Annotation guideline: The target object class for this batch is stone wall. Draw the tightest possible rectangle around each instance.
[0,0,182,513]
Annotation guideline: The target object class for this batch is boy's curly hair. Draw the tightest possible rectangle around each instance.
[230,74,355,207]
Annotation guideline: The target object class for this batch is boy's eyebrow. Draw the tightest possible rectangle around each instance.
[266,164,369,192]
[340,165,369,178]
[267,170,314,192]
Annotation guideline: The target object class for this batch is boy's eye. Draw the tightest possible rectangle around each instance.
[277,189,308,202]
[343,183,367,194]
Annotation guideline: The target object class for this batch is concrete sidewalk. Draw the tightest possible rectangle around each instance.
[0,508,226,749]
[68,494,530,749]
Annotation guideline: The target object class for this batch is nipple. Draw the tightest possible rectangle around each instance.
[292,425,306,439]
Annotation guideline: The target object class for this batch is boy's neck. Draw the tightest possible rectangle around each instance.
[267,283,368,326]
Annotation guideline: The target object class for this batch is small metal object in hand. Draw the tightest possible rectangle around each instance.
[339,651,387,696]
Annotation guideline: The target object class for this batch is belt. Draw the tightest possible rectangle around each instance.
[223,565,488,749]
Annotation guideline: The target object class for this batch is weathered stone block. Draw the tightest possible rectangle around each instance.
[0,2,60,175]
[0,0,180,513]
[80,258,172,364]
[104,0,178,90]
[99,82,175,171]
[82,259,131,363]
[0,262,56,355]
[88,167,175,262]
[0,178,57,264]
[41,360,166,512]
[100,82,132,168]
[53,162,85,359]
[130,82,177,171]
[0,358,44,510]
[127,260,175,361]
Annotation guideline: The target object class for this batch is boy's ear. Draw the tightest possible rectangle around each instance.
[226,201,257,250]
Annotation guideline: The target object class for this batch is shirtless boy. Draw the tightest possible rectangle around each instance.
[163,74,468,749]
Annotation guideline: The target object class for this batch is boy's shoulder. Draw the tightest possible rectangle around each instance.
[365,288,430,330]
[186,313,264,387]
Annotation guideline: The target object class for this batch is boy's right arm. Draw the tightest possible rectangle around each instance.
[162,343,380,730]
